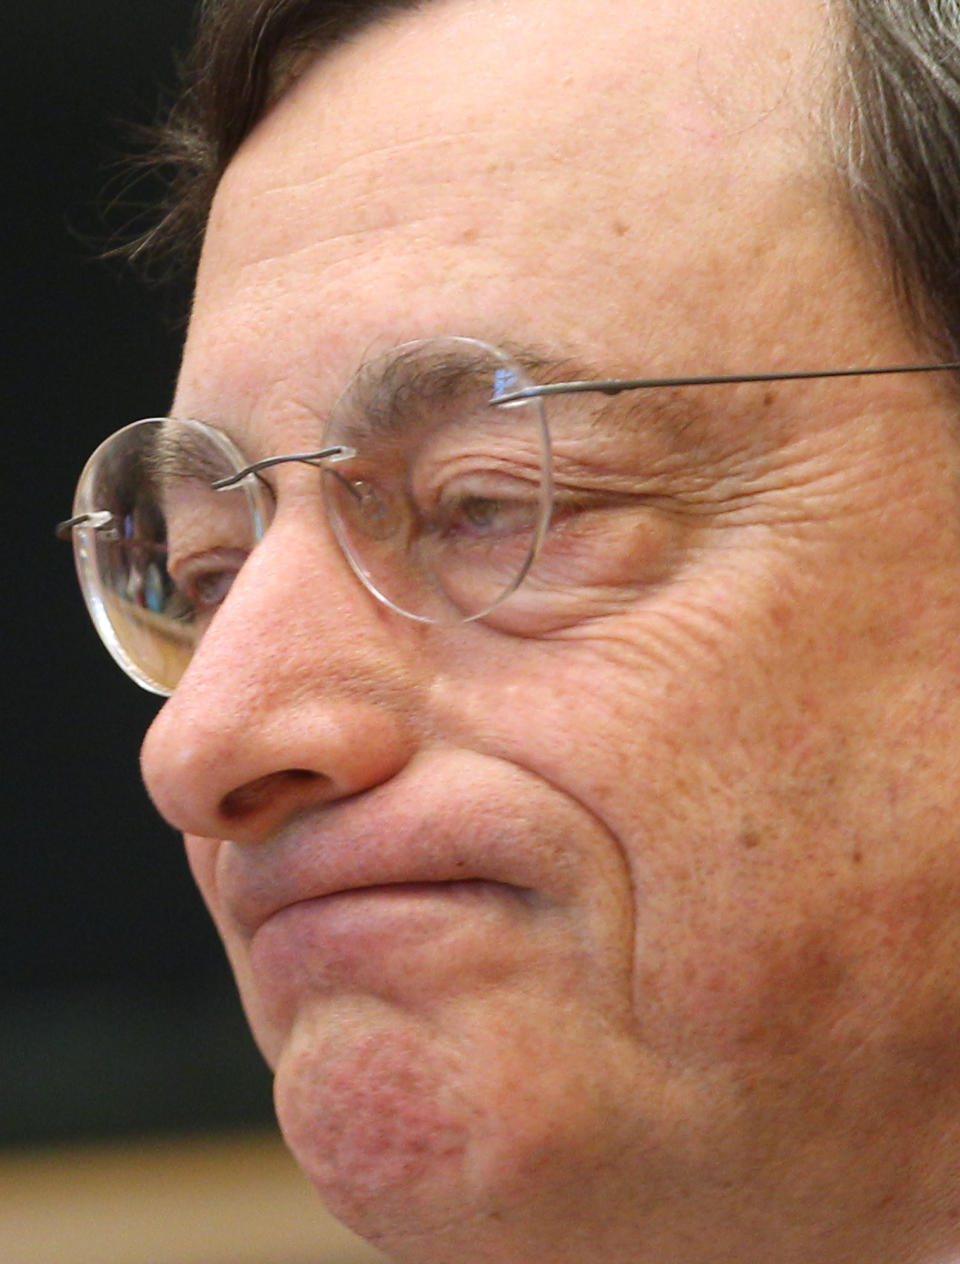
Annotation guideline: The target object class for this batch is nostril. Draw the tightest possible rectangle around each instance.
[221,769,326,820]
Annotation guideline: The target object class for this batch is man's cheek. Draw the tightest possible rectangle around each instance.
[184,834,224,915]
[181,834,284,1059]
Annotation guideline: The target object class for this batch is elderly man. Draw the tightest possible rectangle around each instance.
[59,0,960,1260]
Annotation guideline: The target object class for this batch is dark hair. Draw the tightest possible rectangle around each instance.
[138,0,960,357]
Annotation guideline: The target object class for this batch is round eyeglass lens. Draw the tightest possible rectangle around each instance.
[322,337,551,624]
[70,417,270,695]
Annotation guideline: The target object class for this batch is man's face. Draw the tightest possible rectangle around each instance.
[141,1,960,1260]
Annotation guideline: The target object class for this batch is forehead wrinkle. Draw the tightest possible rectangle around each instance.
[209,124,517,278]
[251,127,511,202]
[199,215,452,305]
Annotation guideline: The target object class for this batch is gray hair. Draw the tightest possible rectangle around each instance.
[832,0,960,355]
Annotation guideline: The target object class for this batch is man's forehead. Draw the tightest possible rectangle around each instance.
[215,0,829,208]
[200,0,832,318]
[181,0,889,434]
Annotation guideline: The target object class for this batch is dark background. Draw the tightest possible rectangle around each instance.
[4,1,274,1146]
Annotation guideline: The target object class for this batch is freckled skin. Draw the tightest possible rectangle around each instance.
[139,1,960,1262]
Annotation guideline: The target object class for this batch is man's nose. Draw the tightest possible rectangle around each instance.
[139,505,423,843]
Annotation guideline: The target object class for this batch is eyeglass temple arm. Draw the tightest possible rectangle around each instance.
[490,360,960,406]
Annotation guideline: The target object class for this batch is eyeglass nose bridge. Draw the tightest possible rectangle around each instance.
[213,441,401,549]
[210,444,358,490]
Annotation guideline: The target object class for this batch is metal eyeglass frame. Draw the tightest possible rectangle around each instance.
[58,357,960,541]
[53,347,960,699]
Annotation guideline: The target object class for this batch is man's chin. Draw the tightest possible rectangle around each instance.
[269,996,645,1260]
[272,1007,483,1239]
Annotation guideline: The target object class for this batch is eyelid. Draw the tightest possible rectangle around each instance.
[169,542,248,575]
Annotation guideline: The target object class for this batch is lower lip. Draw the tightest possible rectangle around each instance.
[275,878,530,935]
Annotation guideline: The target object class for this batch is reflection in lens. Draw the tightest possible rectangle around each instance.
[323,337,551,623]
[71,418,267,695]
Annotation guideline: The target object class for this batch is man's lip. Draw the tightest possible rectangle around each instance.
[213,796,550,940]
[287,878,524,903]
[261,877,533,929]
[209,754,597,942]
[231,874,537,941]
[269,875,529,911]
[245,877,544,1024]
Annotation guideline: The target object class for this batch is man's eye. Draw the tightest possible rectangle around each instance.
[188,568,236,609]
[427,471,543,540]
[170,548,247,612]
[441,493,538,536]
[459,496,504,529]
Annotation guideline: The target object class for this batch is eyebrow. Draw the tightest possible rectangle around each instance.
[174,334,815,471]
[347,342,534,436]
[323,339,612,445]
[488,341,960,460]
[319,337,753,457]
[147,425,239,484]
[502,343,611,392]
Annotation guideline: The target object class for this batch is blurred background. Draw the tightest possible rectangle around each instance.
[4,4,384,1260]
[6,0,270,1155]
